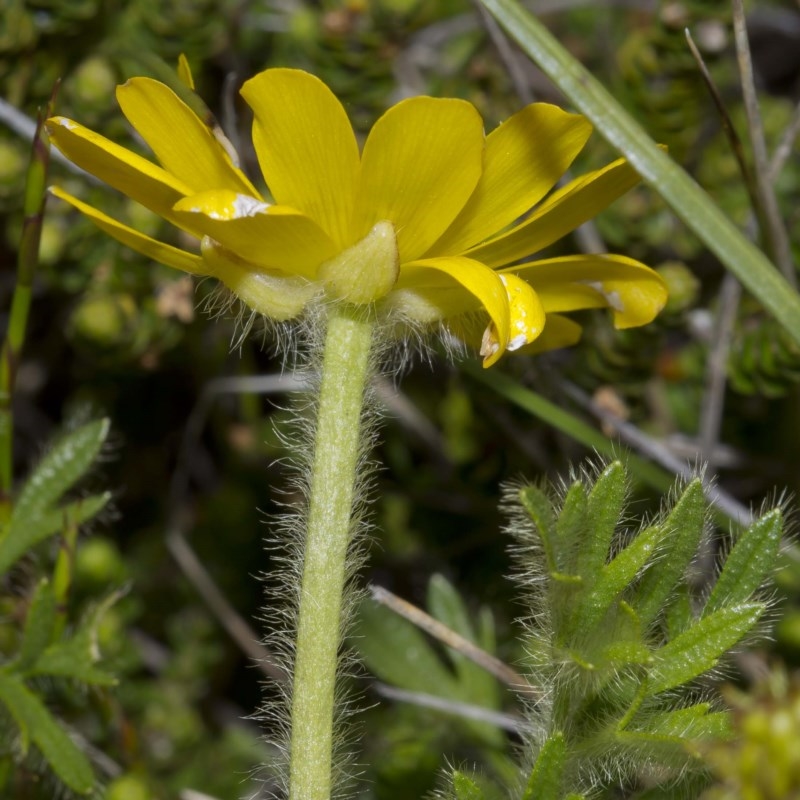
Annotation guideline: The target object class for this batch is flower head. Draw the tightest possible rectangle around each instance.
[47,66,667,366]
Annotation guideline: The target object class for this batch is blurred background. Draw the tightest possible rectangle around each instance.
[2,0,800,797]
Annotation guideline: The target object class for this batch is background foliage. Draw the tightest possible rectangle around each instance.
[2,0,800,797]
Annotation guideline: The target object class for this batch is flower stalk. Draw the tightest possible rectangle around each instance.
[290,303,376,800]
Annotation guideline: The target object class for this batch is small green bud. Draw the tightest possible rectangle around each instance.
[656,260,700,314]
[70,293,137,347]
[69,56,117,106]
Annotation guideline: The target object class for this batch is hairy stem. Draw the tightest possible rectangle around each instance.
[289,304,375,800]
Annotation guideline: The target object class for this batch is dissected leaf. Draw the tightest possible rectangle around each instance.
[0,673,94,793]
[705,509,782,615]
[427,574,500,712]
[571,523,664,634]
[13,419,109,522]
[0,492,111,576]
[633,479,706,628]
[649,604,764,695]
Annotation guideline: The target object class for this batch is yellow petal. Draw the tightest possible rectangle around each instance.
[498,273,545,352]
[46,116,191,218]
[395,256,510,365]
[429,104,591,255]
[241,69,360,249]
[201,238,320,321]
[173,190,337,277]
[352,96,484,263]
[507,254,668,328]
[516,313,583,355]
[467,157,645,268]
[50,186,206,275]
[116,78,259,196]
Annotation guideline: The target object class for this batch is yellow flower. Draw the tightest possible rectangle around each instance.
[47,67,667,367]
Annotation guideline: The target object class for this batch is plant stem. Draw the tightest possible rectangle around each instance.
[0,100,53,526]
[289,304,375,800]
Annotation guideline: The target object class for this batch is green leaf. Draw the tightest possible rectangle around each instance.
[705,509,782,615]
[0,673,94,793]
[663,584,694,639]
[518,484,558,571]
[354,599,457,696]
[555,482,588,575]
[572,523,664,634]
[426,574,500,710]
[522,732,566,800]
[453,771,486,800]
[633,480,706,627]
[629,705,731,741]
[649,604,764,695]
[577,461,627,579]
[0,492,111,576]
[13,419,109,522]
[478,0,800,351]
[16,579,57,670]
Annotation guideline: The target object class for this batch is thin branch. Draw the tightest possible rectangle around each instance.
[698,274,741,464]
[560,381,754,527]
[373,683,530,733]
[731,0,796,286]
[369,584,539,696]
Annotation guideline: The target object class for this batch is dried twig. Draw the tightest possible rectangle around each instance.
[370,584,539,696]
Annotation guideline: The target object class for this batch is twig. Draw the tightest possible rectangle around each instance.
[561,381,754,526]
[475,1,605,255]
[768,98,800,184]
[698,274,741,464]
[369,584,539,696]
[373,683,530,733]
[731,0,796,286]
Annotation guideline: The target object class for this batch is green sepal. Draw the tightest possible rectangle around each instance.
[15,578,57,670]
[0,673,94,794]
[649,603,764,695]
[577,461,627,579]
[633,479,706,627]
[12,419,109,523]
[522,732,566,800]
[705,509,782,615]
[0,492,111,576]
[453,770,486,800]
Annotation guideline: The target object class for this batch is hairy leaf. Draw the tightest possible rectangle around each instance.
[13,419,109,522]
[0,492,111,576]
[0,673,94,793]
[649,604,763,695]
[705,509,782,615]
[633,480,706,627]
[522,732,566,800]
